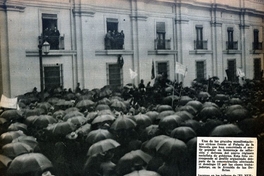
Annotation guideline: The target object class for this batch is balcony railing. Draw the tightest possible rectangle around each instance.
[252,42,263,50]
[226,41,238,50]
[154,39,171,50]
[38,35,65,50]
[194,40,208,50]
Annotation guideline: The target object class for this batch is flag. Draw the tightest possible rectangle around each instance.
[0,94,18,109]
[129,68,138,79]
[237,68,245,77]
[175,62,187,76]
[151,60,155,79]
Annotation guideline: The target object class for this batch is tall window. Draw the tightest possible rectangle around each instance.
[227,28,234,49]
[254,58,262,80]
[44,65,63,90]
[196,61,205,80]
[253,29,260,50]
[107,63,123,89]
[106,18,118,32]
[227,60,236,81]
[157,62,169,78]
[156,22,166,49]
[196,26,203,49]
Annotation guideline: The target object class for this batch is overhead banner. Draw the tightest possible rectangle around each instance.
[0,94,18,109]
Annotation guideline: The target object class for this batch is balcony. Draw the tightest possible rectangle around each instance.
[104,31,124,50]
[38,35,65,50]
[154,39,171,50]
[194,40,208,50]
[252,42,263,50]
[226,41,238,50]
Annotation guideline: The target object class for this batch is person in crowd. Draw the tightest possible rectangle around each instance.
[75,82,81,94]
[50,26,60,49]
[138,79,146,93]
[105,30,112,49]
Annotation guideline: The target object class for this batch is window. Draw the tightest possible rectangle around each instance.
[157,62,169,78]
[196,61,205,80]
[196,26,203,49]
[254,58,262,80]
[107,18,118,32]
[227,60,236,81]
[42,13,62,50]
[226,28,237,50]
[105,18,124,50]
[156,22,166,49]
[253,29,262,50]
[107,63,123,89]
[44,65,63,90]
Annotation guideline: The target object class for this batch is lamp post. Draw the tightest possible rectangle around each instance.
[38,40,50,102]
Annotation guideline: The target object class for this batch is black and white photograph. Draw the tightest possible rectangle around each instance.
[0,0,263,175]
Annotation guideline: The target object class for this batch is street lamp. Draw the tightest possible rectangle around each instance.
[38,40,50,102]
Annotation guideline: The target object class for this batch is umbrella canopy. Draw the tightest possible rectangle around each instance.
[36,102,53,113]
[203,102,219,108]
[86,129,114,144]
[156,137,187,159]
[170,126,196,142]
[178,96,192,106]
[75,123,91,137]
[99,87,112,98]
[67,115,87,126]
[229,98,243,105]
[110,100,127,112]
[52,110,66,121]
[63,111,84,121]
[46,121,77,136]
[110,114,137,131]
[75,99,95,110]
[225,107,249,122]
[214,94,229,103]
[129,113,152,128]
[180,119,201,132]
[0,110,23,121]
[26,115,57,128]
[87,139,120,156]
[162,95,179,106]
[157,105,173,113]
[47,97,60,105]
[0,131,26,146]
[116,150,153,175]
[124,170,161,176]
[7,153,53,175]
[55,99,74,110]
[198,106,222,121]
[8,122,27,133]
[92,114,116,125]
[95,104,111,111]
[12,136,39,150]
[186,100,203,112]
[97,97,111,105]
[174,111,193,121]
[140,125,162,142]
[145,111,159,122]
[178,105,197,116]
[22,108,43,118]
[2,142,33,159]
[157,110,175,120]
[210,124,243,137]
[158,114,183,133]
[0,154,12,169]
[141,135,169,154]
[197,91,211,101]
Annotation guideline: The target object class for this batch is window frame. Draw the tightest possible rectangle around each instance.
[43,64,63,90]
[106,63,123,89]
[195,60,206,80]
[156,61,170,79]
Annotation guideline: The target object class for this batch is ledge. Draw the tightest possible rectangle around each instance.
[26,50,77,57]
[95,50,134,56]
[223,50,242,54]
[189,50,213,54]
[148,50,178,55]
[250,50,264,54]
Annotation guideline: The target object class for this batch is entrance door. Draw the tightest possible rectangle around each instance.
[44,65,62,90]
[108,64,122,89]
[227,60,236,82]
[254,58,262,80]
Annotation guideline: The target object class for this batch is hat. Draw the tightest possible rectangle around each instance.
[42,171,54,176]
[66,132,78,140]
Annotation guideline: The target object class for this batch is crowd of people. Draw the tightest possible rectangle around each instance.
[0,75,264,176]
[42,27,60,49]
[105,30,125,50]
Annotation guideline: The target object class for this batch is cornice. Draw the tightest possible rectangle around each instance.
[0,1,26,12]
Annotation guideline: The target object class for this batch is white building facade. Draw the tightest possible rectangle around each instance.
[0,0,264,97]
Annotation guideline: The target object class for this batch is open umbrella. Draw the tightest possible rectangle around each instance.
[110,100,127,112]
[156,137,187,159]
[26,115,57,128]
[110,114,137,131]
[203,102,218,108]
[214,94,229,104]
[2,142,33,159]
[46,121,77,136]
[124,170,161,176]
[145,111,159,122]
[0,131,25,146]
[12,136,39,151]
[75,123,91,137]
[180,119,201,132]
[129,113,152,128]
[0,110,23,121]
[95,104,111,111]
[67,115,87,126]
[157,110,175,120]
[7,153,53,175]
[116,150,153,175]
[52,110,66,121]
[86,129,114,144]
[63,111,84,121]
[210,124,243,137]
[186,100,203,112]
[226,107,249,122]
[141,135,169,154]
[7,122,27,133]
[76,99,95,110]
[229,98,243,105]
[87,139,120,156]
[97,97,111,105]
[174,111,193,121]
[55,99,74,110]
[36,102,53,113]
[178,96,192,106]
[22,108,43,118]
[198,106,222,121]
[170,126,196,142]
[178,105,197,116]
[0,154,12,170]
[158,114,182,133]
[92,114,116,125]
[157,105,173,113]
[140,125,162,142]
[99,87,112,98]
[162,95,179,106]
